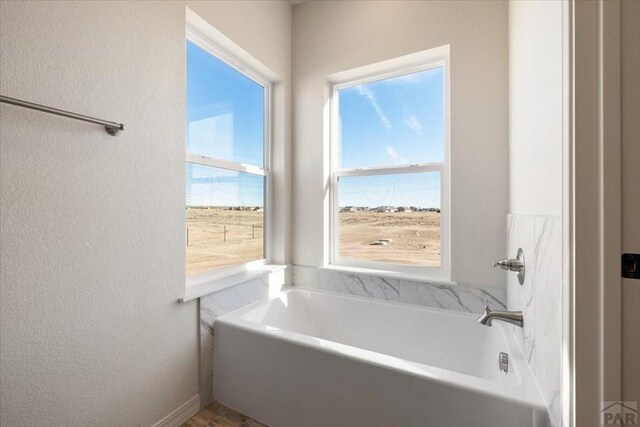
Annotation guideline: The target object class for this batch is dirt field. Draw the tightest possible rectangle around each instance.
[186,208,263,277]
[339,211,440,267]
[186,209,440,277]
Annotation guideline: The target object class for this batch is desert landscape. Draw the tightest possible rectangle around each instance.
[186,207,264,277]
[186,207,440,277]
[338,210,440,267]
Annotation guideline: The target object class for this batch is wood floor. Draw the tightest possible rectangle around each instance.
[183,401,268,427]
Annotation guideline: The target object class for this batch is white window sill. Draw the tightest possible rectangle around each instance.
[178,264,287,303]
[321,264,457,287]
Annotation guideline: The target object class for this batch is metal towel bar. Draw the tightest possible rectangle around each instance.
[0,95,125,136]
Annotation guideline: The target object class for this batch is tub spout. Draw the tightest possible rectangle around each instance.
[477,306,524,327]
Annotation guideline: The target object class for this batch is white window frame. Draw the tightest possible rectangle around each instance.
[185,27,273,285]
[328,49,451,282]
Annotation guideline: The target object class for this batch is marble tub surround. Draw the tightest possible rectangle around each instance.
[199,269,287,407]
[291,265,506,314]
[507,214,562,426]
[506,215,537,365]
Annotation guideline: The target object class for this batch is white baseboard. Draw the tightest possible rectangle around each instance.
[152,394,200,427]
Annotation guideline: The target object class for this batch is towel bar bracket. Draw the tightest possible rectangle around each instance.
[105,124,125,136]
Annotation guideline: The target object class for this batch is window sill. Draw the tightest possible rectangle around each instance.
[178,264,288,303]
[321,264,457,287]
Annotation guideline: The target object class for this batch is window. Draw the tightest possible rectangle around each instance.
[186,38,270,279]
[330,54,450,279]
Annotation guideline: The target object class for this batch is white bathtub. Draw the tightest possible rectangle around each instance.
[213,288,548,427]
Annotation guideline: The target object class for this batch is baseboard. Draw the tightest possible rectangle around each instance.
[152,394,200,427]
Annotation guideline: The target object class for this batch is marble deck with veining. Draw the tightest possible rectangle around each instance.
[292,265,506,314]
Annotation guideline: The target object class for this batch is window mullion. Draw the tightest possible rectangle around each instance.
[186,152,267,176]
[336,163,443,178]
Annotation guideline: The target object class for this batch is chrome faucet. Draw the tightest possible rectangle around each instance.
[477,306,524,327]
[493,248,526,285]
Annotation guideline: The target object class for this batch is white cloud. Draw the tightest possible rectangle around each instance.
[386,146,409,164]
[355,85,391,129]
[404,114,422,131]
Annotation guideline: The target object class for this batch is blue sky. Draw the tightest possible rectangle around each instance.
[186,164,264,207]
[186,40,264,207]
[186,41,264,168]
[339,172,441,209]
[186,40,443,209]
[338,67,444,169]
[338,67,444,208]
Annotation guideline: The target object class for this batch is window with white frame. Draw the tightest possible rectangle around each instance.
[330,55,450,279]
[185,37,270,279]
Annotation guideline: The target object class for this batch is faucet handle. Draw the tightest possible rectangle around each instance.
[493,248,526,286]
[493,259,511,269]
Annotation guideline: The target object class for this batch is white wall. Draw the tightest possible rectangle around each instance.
[507,2,564,425]
[509,0,563,216]
[0,1,291,425]
[291,0,509,289]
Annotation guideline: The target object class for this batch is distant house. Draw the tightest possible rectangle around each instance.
[397,206,411,212]
[375,206,397,213]
[340,206,357,213]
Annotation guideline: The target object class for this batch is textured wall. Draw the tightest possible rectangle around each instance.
[291,0,509,289]
[0,1,291,425]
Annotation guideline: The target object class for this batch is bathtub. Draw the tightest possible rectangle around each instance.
[213,288,548,427]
